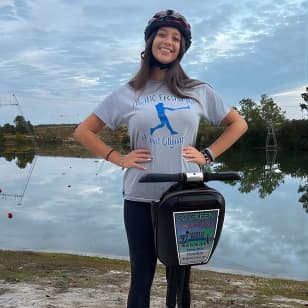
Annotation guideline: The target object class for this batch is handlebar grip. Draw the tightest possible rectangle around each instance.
[203,171,242,182]
[139,171,242,183]
[139,173,185,183]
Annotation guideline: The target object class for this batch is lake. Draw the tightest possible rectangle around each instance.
[0,149,307,281]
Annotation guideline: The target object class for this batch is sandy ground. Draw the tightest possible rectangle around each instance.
[1,276,308,308]
[0,251,307,307]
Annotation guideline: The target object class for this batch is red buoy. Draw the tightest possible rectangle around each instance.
[8,212,13,219]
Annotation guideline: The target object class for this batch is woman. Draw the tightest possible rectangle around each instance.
[74,9,248,308]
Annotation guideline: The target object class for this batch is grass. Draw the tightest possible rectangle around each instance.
[0,250,307,307]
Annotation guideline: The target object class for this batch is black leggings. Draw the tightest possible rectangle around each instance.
[124,199,191,308]
[124,200,157,308]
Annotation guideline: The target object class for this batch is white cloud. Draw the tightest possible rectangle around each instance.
[271,85,307,119]
[75,185,103,195]
[192,0,305,64]
[0,0,14,6]
[196,28,261,63]
[71,76,100,87]
[18,49,52,70]
[0,0,307,123]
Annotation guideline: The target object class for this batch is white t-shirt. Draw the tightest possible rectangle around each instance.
[94,80,231,202]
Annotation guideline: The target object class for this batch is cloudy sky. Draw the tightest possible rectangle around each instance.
[0,0,307,124]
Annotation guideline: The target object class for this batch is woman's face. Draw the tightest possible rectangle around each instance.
[151,27,181,64]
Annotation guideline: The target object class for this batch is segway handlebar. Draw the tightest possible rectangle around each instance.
[139,171,242,183]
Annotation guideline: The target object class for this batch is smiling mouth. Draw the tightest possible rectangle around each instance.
[159,47,173,54]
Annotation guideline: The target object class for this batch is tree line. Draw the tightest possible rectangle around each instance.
[198,88,308,151]
[1,87,308,151]
[0,115,33,135]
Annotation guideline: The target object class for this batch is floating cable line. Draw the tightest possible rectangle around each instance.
[0,94,39,205]
[0,102,18,106]
[95,159,106,176]
[17,155,38,205]
[1,192,23,200]
[0,96,18,106]
[12,94,39,151]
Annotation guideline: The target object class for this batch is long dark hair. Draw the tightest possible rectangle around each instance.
[128,30,204,99]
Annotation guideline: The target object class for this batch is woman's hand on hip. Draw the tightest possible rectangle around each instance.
[122,149,152,170]
[182,145,207,165]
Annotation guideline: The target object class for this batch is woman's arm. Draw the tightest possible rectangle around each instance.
[74,113,112,158]
[74,113,152,170]
[182,108,248,164]
[208,108,248,159]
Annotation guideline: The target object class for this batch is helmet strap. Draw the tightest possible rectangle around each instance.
[150,55,174,70]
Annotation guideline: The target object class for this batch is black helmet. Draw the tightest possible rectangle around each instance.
[144,9,192,51]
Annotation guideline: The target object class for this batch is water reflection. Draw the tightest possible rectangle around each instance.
[2,149,308,206]
[298,183,308,213]
[214,149,308,213]
[0,149,307,281]
[0,150,35,169]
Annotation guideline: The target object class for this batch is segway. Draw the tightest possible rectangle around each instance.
[139,171,241,308]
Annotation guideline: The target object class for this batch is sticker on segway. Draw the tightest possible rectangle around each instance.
[173,209,219,265]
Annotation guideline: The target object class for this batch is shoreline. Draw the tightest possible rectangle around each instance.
[2,247,305,282]
[0,250,307,307]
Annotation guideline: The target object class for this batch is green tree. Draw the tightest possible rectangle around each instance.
[298,181,308,213]
[238,98,263,126]
[238,94,285,126]
[0,129,4,145]
[278,119,308,150]
[3,123,15,134]
[13,115,34,134]
[301,86,308,102]
[14,115,27,133]
[26,120,34,133]
[259,94,286,124]
[236,94,286,148]
[237,97,267,148]
[300,86,308,117]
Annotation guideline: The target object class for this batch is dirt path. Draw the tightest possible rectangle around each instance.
[0,250,307,307]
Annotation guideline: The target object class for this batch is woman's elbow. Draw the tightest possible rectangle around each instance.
[73,124,84,142]
[241,118,248,134]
